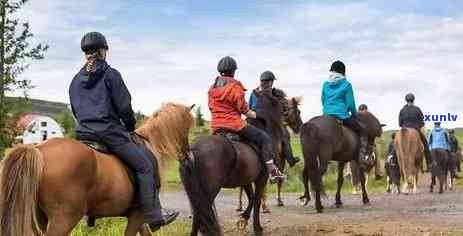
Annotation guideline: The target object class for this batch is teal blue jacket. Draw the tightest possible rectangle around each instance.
[321,77,357,120]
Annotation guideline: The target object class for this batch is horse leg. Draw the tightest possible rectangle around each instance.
[430,173,435,193]
[45,213,83,236]
[359,168,370,205]
[299,164,311,206]
[261,184,271,213]
[237,184,254,231]
[125,211,151,236]
[277,180,284,207]
[335,162,345,208]
[253,176,267,234]
[236,187,244,211]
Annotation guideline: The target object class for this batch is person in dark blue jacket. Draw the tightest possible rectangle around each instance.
[249,71,300,167]
[321,60,368,160]
[69,32,178,231]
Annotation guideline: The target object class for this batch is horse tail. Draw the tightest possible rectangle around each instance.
[179,151,222,236]
[301,122,326,197]
[0,145,45,236]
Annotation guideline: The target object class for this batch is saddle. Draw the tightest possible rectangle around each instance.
[213,130,259,155]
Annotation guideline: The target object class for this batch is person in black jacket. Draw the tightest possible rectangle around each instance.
[69,32,178,231]
[398,93,433,170]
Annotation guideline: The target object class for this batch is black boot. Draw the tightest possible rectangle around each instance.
[287,156,300,167]
[148,209,179,232]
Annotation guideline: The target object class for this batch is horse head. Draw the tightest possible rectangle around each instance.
[356,111,384,170]
[287,96,303,134]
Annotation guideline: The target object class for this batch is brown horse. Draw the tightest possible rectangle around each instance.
[236,96,303,212]
[394,128,424,194]
[180,92,289,236]
[300,112,384,213]
[0,103,194,236]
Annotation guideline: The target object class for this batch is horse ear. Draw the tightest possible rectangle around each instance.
[381,124,387,127]
[190,104,196,111]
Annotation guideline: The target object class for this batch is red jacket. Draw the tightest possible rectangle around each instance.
[208,76,250,132]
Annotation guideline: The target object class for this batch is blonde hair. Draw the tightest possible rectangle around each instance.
[85,49,106,72]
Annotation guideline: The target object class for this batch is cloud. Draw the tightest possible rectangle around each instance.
[12,0,463,130]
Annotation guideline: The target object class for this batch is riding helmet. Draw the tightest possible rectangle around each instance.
[217,56,238,74]
[81,32,108,53]
[260,70,276,81]
[358,104,368,111]
[405,93,415,103]
[330,60,346,75]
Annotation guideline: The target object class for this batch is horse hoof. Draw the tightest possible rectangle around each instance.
[335,203,343,208]
[277,201,284,207]
[236,217,248,232]
[316,208,324,213]
[254,226,264,235]
[262,208,271,214]
[236,207,243,212]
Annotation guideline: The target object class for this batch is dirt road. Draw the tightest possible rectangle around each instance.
[160,177,463,236]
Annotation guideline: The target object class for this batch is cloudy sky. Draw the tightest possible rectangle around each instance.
[11,0,463,129]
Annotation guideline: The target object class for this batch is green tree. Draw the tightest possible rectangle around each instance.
[0,0,48,157]
[54,110,76,138]
[195,106,205,127]
[135,111,146,128]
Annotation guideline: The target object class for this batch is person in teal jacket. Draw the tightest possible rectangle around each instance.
[428,122,450,151]
[321,60,368,159]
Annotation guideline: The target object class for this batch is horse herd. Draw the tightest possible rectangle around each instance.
[0,97,457,236]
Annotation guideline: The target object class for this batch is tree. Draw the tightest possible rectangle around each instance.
[0,0,48,157]
[54,110,76,138]
[195,106,205,127]
[135,111,146,128]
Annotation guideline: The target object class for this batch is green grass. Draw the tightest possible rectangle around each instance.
[71,218,191,236]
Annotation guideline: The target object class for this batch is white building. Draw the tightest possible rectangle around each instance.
[17,114,64,144]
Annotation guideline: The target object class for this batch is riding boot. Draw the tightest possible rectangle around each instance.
[266,161,286,183]
[282,138,300,167]
[359,135,369,161]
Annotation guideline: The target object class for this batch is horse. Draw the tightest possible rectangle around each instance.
[299,112,384,213]
[0,103,194,236]
[394,128,424,194]
[236,96,303,212]
[180,91,290,236]
[430,149,452,193]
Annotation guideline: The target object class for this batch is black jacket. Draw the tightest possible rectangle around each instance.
[398,104,425,130]
[69,60,136,142]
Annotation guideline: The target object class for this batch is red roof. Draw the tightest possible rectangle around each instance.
[17,113,40,128]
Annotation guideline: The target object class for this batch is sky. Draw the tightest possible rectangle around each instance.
[11,0,463,129]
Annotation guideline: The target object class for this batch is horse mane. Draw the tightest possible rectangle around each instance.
[254,92,282,136]
[357,111,382,138]
[136,103,194,174]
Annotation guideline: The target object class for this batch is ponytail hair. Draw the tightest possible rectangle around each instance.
[85,49,106,72]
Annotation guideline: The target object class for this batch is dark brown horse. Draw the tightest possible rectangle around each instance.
[300,112,384,213]
[0,103,194,236]
[180,92,289,236]
[430,149,452,193]
[236,96,303,212]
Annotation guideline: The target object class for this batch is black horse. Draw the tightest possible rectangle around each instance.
[180,91,290,236]
[300,112,384,213]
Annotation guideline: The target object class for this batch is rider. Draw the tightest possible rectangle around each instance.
[208,56,285,182]
[398,93,433,170]
[428,122,451,163]
[321,60,369,160]
[448,129,461,173]
[387,132,398,166]
[69,32,178,231]
[248,70,300,167]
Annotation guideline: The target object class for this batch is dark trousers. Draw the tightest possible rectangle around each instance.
[238,124,276,163]
[282,127,297,162]
[342,115,368,160]
[103,135,163,223]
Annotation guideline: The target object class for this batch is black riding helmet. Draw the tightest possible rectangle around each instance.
[405,93,415,103]
[260,70,276,81]
[330,60,346,75]
[217,56,237,75]
[81,32,108,53]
